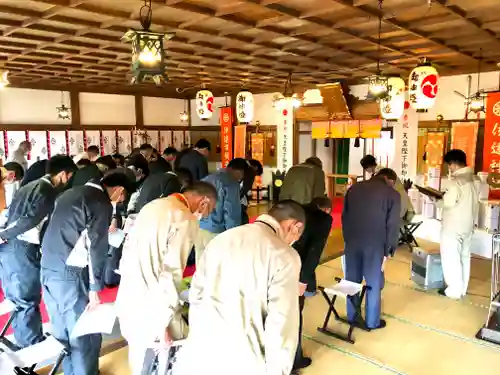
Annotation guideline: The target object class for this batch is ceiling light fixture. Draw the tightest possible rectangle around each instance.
[56,91,71,120]
[122,0,174,85]
[273,72,303,110]
[367,0,388,101]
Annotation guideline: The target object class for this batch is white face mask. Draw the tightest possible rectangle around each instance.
[193,212,203,221]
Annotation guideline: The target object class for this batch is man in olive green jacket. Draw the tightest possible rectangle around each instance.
[279,157,326,205]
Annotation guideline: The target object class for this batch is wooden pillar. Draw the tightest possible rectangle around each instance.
[69,90,81,129]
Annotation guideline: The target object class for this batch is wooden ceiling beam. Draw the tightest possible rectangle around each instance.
[330,0,481,63]
[431,0,500,46]
[27,0,372,76]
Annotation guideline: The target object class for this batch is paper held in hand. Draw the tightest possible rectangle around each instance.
[70,303,117,339]
[415,185,445,200]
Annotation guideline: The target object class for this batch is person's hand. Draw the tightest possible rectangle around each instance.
[381,256,387,272]
[299,282,307,296]
[0,237,6,245]
[87,291,101,310]
[164,327,173,346]
[108,219,118,233]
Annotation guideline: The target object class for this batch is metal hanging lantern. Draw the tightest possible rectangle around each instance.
[469,93,485,114]
[180,99,189,122]
[57,91,71,120]
[380,77,405,121]
[122,0,174,85]
[196,89,215,120]
[236,90,254,123]
[273,73,302,110]
[368,74,389,100]
[408,61,439,112]
[0,70,9,88]
[366,0,388,101]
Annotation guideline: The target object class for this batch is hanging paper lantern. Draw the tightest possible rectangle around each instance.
[408,63,439,112]
[380,77,405,121]
[236,90,254,123]
[196,89,215,120]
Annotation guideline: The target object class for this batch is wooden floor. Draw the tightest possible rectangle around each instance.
[92,225,498,375]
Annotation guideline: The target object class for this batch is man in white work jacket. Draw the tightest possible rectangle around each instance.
[436,149,478,299]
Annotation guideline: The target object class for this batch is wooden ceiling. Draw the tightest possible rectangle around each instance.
[0,0,499,97]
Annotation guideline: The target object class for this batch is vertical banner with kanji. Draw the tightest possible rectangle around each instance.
[234,125,247,158]
[220,106,233,168]
[391,105,418,180]
[251,133,264,187]
[483,92,500,173]
[277,99,294,172]
[451,122,478,169]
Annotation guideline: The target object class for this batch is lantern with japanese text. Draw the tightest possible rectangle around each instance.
[408,63,439,112]
[196,89,215,120]
[236,90,254,123]
[380,77,405,121]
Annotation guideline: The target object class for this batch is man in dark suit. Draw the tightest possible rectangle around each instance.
[292,196,332,372]
[240,159,263,224]
[342,168,401,330]
[174,139,211,181]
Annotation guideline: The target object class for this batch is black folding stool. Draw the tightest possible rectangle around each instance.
[317,277,370,344]
[398,221,423,251]
[0,300,21,352]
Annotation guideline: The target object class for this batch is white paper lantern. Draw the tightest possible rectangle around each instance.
[196,89,214,120]
[236,90,254,123]
[408,64,439,112]
[380,77,405,121]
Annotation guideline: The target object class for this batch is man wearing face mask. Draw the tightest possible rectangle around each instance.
[434,150,478,299]
[0,155,77,348]
[115,182,217,375]
[342,168,401,330]
[40,171,134,375]
[197,158,249,262]
[174,200,305,375]
[124,153,150,215]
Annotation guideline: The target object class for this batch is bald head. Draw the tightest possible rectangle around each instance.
[269,200,306,224]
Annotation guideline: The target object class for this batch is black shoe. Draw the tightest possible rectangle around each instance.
[367,319,386,330]
[293,357,312,371]
[438,289,446,296]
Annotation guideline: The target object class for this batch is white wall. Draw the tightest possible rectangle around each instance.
[252,93,277,126]
[143,97,186,126]
[0,88,71,125]
[80,93,135,126]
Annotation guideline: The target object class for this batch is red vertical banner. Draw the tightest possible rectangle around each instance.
[484,92,500,199]
[82,130,88,152]
[25,130,31,161]
[3,130,8,160]
[234,125,247,158]
[220,106,233,168]
[115,130,119,154]
[46,130,51,158]
[65,130,70,155]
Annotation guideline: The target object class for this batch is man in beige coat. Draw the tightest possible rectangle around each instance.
[174,200,306,375]
[115,182,217,375]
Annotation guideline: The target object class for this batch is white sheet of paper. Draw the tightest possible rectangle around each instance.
[108,229,125,248]
[65,229,89,268]
[325,280,362,298]
[70,303,117,339]
[0,336,65,372]
[179,290,189,303]
[0,299,16,316]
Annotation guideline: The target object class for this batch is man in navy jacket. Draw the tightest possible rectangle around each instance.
[0,155,76,348]
[41,171,134,375]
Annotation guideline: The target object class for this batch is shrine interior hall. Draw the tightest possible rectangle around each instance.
[1,0,500,374]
